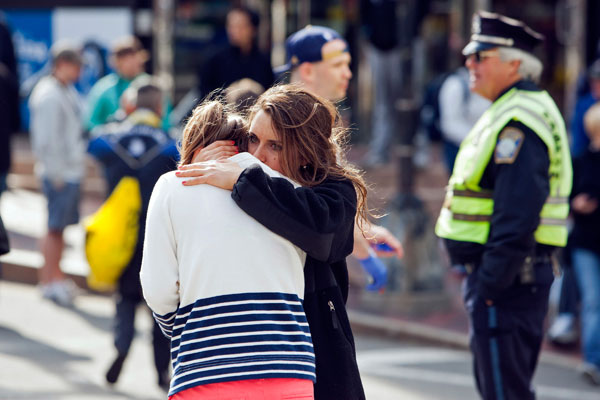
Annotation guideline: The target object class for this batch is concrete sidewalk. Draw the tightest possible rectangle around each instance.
[0,134,583,371]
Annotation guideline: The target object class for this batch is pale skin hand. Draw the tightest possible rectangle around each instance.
[571,193,598,214]
[176,159,243,190]
[352,224,404,259]
[191,140,239,163]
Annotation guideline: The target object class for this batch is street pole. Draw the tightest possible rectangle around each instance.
[271,0,287,69]
[372,0,447,309]
[153,0,175,99]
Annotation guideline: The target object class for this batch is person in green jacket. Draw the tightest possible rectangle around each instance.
[85,36,173,131]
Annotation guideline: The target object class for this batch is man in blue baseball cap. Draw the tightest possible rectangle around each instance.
[436,11,572,400]
[276,25,352,102]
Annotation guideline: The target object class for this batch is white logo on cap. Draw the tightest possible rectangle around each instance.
[472,16,481,34]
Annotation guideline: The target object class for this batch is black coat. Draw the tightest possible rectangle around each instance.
[199,44,274,99]
[232,165,366,400]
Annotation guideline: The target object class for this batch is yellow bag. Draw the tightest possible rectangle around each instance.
[84,176,141,292]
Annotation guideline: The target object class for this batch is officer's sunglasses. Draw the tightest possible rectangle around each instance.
[469,50,499,63]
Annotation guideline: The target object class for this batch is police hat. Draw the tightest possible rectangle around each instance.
[274,25,348,75]
[462,11,544,56]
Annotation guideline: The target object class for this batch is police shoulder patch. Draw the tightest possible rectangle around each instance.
[494,127,524,164]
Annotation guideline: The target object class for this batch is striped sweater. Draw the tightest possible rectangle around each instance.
[140,153,315,396]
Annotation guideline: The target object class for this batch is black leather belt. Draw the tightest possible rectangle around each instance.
[464,253,558,284]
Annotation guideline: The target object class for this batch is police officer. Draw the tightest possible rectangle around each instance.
[435,11,572,400]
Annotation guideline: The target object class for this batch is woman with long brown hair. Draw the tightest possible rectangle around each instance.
[177,84,368,399]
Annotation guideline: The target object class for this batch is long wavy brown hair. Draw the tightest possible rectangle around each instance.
[247,84,370,228]
[179,100,247,166]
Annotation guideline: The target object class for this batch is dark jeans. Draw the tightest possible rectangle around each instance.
[463,262,553,400]
[114,246,170,378]
[114,293,170,376]
[557,265,580,315]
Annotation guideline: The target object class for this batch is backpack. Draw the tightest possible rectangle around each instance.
[420,69,470,142]
[84,176,141,292]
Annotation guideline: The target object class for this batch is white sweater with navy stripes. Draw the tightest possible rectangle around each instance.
[140,153,315,396]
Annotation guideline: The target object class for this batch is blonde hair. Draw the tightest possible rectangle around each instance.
[248,84,371,228]
[179,99,247,166]
[584,102,600,139]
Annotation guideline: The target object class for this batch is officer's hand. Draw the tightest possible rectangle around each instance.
[359,252,388,291]
[191,140,239,163]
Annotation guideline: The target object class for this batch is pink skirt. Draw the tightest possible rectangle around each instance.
[169,378,314,400]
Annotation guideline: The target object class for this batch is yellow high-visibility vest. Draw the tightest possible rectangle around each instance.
[435,87,572,247]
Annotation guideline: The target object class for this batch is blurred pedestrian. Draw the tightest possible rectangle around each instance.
[141,99,315,398]
[545,59,600,348]
[199,6,273,100]
[0,16,19,196]
[29,42,84,307]
[224,77,264,113]
[276,25,352,103]
[570,102,600,386]
[436,11,572,400]
[87,77,177,390]
[571,59,600,158]
[86,36,158,131]
[361,0,402,167]
[177,84,369,400]
[546,244,579,347]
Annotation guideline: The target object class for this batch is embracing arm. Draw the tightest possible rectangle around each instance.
[140,175,180,338]
[232,165,357,263]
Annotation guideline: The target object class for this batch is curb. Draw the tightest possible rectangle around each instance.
[347,310,582,370]
[348,309,468,349]
[1,249,90,291]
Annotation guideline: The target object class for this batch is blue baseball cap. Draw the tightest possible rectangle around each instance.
[462,11,544,56]
[274,25,348,75]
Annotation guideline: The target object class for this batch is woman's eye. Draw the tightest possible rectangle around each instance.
[249,135,258,143]
[271,143,283,151]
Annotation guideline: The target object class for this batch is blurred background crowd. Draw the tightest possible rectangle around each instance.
[1,0,600,396]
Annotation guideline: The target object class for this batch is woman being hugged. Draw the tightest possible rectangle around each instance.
[141,99,315,399]
[178,84,369,399]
